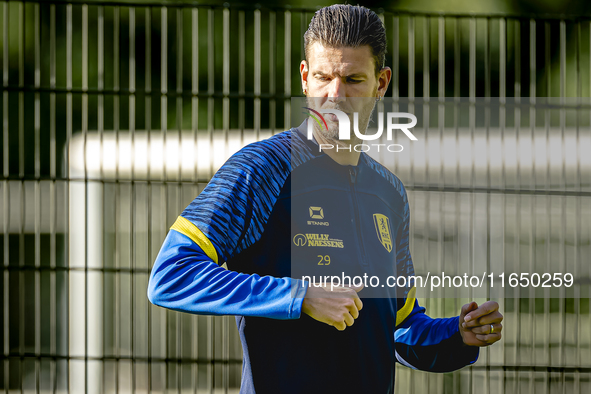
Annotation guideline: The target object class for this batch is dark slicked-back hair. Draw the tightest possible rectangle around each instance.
[303,4,387,76]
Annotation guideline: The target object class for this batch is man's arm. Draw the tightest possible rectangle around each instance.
[147,134,363,324]
[147,221,306,319]
[392,181,502,372]
[394,295,503,372]
[394,292,479,372]
[147,135,310,319]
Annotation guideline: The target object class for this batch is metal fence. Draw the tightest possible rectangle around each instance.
[1,1,590,393]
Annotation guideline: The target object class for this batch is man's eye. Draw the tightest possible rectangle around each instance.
[347,78,362,83]
[317,76,329,81]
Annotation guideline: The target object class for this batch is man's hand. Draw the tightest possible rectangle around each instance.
[459,301,503,346]
[301,284,364,331]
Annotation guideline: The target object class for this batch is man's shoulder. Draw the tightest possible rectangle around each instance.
[362,153,407,201]
[216,130,293,176]
[239,129,292,157]
[227,128,315,171]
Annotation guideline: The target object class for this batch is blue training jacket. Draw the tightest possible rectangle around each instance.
[147,123,479,394]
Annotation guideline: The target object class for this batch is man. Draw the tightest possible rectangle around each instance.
[147,4,503,393]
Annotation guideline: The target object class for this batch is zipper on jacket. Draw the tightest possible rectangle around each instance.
[349,167,368,266]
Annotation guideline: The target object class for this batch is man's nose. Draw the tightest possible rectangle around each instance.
[327,78,345,102]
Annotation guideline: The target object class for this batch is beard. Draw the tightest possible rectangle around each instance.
[305,92,378,147]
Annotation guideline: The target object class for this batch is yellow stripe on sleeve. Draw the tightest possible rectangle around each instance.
[395,286,417,327]
[170,216,219,265]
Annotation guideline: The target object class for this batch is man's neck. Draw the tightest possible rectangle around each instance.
[312,130,361,166]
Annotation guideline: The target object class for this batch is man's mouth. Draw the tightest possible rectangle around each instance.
[326,113,339,122]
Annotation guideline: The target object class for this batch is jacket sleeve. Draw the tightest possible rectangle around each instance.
[393,184,479,372]
[394,294,479,372]
[147,136,308,319]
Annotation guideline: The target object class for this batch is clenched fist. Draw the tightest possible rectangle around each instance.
[302,283,364,331]
[459,301,503,346]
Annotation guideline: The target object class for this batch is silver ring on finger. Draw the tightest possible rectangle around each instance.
[490,324,494,334]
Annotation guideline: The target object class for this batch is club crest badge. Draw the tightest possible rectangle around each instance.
[373,214,393,253]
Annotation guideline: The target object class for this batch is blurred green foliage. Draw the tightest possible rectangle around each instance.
[0,0,590,178]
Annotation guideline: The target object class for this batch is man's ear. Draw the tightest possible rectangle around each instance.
[300,60,309,93]
[377,66,392,97]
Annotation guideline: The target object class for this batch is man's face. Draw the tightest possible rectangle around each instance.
[300,42,391,143]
